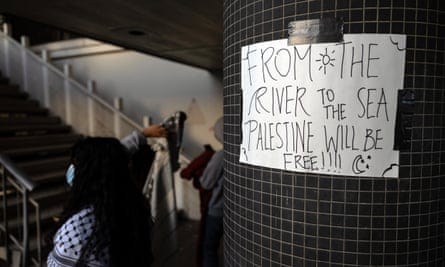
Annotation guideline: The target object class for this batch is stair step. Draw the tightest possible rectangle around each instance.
[3,144,72,160]
[36,192,68,211]
[0,84,19,91]
[5,198,65,240]
[0,116,61,126]
[32,183,69,198]
[6,206,64,238]
[5,188,70,262]
[16,156,70,175]
[0,74,81,265]
[10,216,56,262]
[1,183,67,208]
[0,106,48,116]
[0,133,82,150]
[0,171,65,193]
[0,98,39,107]
[0,124,72,137]
[0,90,27,99]
[30,221,57,258]
[7,190,67,263]
[32,170,66,186]
[0,77,9,84]
[6,193,66,221]
[3,185,68,214]
[2,188,67,246]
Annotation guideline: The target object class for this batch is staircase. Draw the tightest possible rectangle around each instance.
[0,72,82,266]
[0,27,185,267]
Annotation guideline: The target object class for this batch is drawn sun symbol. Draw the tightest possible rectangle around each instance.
[316,48,336,75]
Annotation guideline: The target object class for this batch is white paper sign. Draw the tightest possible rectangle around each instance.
[240,34,406,178]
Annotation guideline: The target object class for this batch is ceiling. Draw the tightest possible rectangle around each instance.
[0,0,223,70]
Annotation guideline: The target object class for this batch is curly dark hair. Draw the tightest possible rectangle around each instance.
[56,137,153,266]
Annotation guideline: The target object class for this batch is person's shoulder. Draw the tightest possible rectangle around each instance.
[53,207,95,248]
[50,207,109,266]
[65,207,95,230]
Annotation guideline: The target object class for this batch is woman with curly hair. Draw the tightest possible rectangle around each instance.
[47,125,166,267]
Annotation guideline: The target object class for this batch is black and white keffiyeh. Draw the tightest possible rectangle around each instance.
[47,207,110,267]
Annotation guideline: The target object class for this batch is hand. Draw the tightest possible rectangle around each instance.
[142,124,167,138]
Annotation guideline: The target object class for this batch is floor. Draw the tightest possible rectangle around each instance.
[170,218,200,267]
[1,217,222,267]
[164,217,224,267]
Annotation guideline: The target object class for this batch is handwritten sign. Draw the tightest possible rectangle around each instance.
[240,34,406,178]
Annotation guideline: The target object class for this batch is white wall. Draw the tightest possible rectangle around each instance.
[42,41,223,158]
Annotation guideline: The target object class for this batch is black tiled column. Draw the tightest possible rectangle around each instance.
[223,1,444,266]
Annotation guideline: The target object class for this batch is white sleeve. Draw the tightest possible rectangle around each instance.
[120,130,147,156]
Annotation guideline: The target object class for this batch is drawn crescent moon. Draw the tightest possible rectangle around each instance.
[352,155,366,174]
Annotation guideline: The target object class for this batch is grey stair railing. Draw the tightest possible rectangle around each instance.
[0,154,39,267]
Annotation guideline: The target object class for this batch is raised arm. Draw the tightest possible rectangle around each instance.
[120,124,167,156]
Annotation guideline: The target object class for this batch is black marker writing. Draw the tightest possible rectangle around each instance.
[351,44,364,78]
[323,103,347,120]
[367,43,379,78]
[283,153,318,171]
[357,87,389,121]
[248,86,269,115]
[321,151,342,170]
[275,48,292,77]
[363,128,383,151]
[323,125,360,153]
[317,88,335,105]
[261,47,277,83]
[241,36,400,177]
[294,45,313,82]
[244,120,313,153]
[242,45,257,86]
[337,41,352,79]
[247,85,310,117]
[336,42,381,79]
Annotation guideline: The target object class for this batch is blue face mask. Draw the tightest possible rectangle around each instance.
[66,164,75,186]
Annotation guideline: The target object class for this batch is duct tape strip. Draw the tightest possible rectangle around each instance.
[288,17,344,45]
[394,89,415,151]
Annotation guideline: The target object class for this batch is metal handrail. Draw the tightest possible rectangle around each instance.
[0,31,143,133]
[0,155,36,267]
[0,154,36,191]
